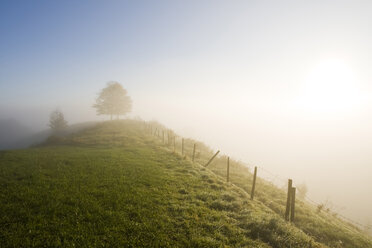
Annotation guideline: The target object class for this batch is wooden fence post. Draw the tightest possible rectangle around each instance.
[250,166,257,200]
[162,131,165,143]
[227,157,230,182]
[204,150,220,167]
[182,138,184,156]
[290,187,296,222]
[285,179,293,221]
[192,143,196,162]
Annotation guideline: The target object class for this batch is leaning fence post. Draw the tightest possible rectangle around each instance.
[290,187,296,222]
[162,130,165,143]
[192,143,196,162]
[250,166,257,200]
[204,150,220,167]
[227,157,230,182]
[285,179,293,221]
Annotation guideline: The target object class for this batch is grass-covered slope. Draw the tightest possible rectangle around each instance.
[179,137,372,248]
[0,120,370,247]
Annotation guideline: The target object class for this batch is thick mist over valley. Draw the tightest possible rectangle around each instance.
[1,86,372,231]
[1,0,372,241]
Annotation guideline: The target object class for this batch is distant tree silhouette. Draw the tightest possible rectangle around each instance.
[49,110,68,132]
[93,82,132,120]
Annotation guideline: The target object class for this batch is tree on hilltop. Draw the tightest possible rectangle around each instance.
[93,82,132,120]
[49,109,68,132]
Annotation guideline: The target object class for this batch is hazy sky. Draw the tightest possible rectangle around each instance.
[1,1,372,226]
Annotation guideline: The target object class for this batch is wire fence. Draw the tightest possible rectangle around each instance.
[259,165,370,232]
[144,121,371,233]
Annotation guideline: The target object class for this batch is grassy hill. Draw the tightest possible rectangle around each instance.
[0,120,371,247]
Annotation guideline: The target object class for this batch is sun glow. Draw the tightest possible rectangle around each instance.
[297,59,363,115]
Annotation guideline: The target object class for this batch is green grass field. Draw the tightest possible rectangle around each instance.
[0,120,371,247]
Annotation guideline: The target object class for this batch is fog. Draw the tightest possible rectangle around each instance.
[134,63,372,230]
[1,0,372,232]
[2,71,372,229]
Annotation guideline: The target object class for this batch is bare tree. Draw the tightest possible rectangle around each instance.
[49,109,68,133]
[93,82,132,120]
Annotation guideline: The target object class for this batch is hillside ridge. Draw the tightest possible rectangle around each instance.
[0,120,371,247]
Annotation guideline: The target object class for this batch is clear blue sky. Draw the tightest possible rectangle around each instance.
[1,0,278,122]
[1,0,199,103]
[2,0,371,115]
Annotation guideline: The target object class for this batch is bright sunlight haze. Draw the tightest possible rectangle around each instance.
[1,0,372,238]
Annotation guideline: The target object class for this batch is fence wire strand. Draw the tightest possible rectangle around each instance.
[258,165,370,231]
[147,123,371,232]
